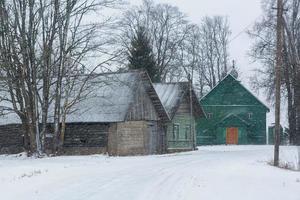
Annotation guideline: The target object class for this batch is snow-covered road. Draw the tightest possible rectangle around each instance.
[0,146,299,200]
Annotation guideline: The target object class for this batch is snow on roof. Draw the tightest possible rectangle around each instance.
[0,113,20,126]
[65,72,139,123]
[0,72,141,125]
[153,83,185,117]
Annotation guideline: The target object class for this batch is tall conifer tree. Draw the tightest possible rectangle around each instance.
[128,26,159,82]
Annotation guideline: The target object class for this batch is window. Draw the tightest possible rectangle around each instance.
[185,125,191,140]
[248,112,253,119]
[172,124,180,140]
[207,113,213,119]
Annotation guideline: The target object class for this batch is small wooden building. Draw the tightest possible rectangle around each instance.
[59,71,170,156]
[1,71,208,155]
[197,73,270,145]
[153,83,205,152]
[0,71,169,156]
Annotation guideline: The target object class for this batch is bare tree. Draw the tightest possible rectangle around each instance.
[198,16,232,90]
[0,0,123,155]
[118,0,191,82]
[0,0,42,154]
[249,0,300,146]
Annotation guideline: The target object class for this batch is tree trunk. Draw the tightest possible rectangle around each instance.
[295,70,300,145]
[59,113,67,151]
[283,45,297,144]
[297,146,300,170]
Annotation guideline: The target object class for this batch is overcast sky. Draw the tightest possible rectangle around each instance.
[128,0,285,126]
[128,0,263,82]
[125,0,286,126]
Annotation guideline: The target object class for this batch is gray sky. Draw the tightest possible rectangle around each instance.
[126,0,286,126]
[128,0,263,81]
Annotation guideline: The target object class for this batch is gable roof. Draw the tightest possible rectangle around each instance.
[0,70,169,125]
[153,82,206,119]
[66,72,139,123]
[200,73,270,112]
[215,113,251,127]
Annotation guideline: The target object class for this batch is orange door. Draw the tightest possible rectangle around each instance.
[226,127,238,144]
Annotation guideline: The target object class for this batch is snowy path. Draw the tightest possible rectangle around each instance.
[0,146,299,200]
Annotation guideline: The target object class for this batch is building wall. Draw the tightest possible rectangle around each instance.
[61,123,109,155]
[0,124,24,154]
[0,120,165,156]
[196,75,268,145]
[126,81,159,121]
[197,105,267,145]
[108,121,164,156]
[167,96,195,151]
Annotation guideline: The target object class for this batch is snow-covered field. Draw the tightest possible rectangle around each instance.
[0,146,299,200]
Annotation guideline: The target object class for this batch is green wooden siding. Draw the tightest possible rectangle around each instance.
[166,96,196,150]
[167,112,195,149]
[197,74,269,145]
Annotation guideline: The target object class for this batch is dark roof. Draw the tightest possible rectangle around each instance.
[153,82,206,119]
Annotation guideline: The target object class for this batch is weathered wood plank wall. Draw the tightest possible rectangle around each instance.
[63,123,109,147]
[126,82,159,121]
[0,124,24,154]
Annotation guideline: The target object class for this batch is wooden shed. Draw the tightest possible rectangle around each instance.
[153,83,206,152]
[0,71,169,156]
[197,73,270,145]
[61,71,169,156]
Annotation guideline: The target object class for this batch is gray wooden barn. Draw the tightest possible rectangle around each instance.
[0,71,169,155]
[53,71,169,156]
[0,71,205,155]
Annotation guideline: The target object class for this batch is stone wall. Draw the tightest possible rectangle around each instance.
[108,121,163,156]
[117,121,147,156]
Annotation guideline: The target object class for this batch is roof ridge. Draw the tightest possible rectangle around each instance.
[200,73,269,111]
[152,82,189,85]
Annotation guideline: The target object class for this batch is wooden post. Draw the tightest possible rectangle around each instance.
[274,0,284,167]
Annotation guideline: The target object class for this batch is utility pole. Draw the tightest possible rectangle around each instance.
[274,0,284,167]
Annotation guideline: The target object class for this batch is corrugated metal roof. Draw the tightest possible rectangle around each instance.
[153,83,185,117]
[153,82,206,119]
[65,72,138,123]
[0,72,140,125]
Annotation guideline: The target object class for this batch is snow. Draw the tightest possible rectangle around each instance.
[0,145,299,200]
[0,72,140,125]
[153,83,185,117]
[65,72,138,123]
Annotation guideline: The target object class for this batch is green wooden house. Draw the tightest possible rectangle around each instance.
[197,73,270,145]
[154,83,206,152]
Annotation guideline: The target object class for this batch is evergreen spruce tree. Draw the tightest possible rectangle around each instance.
[128,26,159,82]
